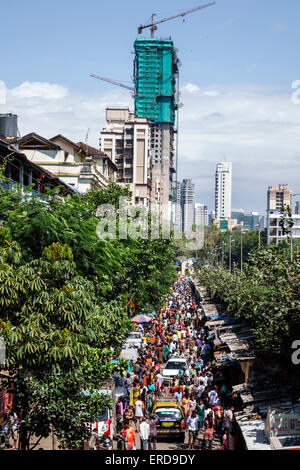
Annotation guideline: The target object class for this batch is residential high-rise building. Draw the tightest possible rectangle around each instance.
[267,184,294,244]
[195,203,208,227]
[215,162,232,220]
[100,108,151,207]
[267,184,292,212]
[181,179,195,233]
[134,38,179,221]
[295,201,300,215]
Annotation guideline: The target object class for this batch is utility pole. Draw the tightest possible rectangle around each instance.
[229,233,232,273]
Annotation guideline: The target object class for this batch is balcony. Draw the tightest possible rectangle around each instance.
[79,162,93,176]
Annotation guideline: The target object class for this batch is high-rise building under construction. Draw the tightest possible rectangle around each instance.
[134,38,178,222]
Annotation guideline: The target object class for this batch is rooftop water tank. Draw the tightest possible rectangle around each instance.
[0,113,18,141]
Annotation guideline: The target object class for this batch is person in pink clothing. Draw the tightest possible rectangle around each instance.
[202,412,215,450]
[221,428,229,450]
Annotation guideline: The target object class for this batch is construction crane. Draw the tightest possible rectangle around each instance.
[90,74,134,92]
[138,2,216,38]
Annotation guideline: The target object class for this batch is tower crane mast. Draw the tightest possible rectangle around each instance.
[138,2,216,38]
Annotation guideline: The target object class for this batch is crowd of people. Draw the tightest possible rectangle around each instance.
[115,277,244,451]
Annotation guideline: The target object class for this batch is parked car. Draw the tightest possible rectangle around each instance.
[162,357,189,384]
[152,401,185,442]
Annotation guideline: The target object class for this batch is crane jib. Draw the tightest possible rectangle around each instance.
[138,2,216,37]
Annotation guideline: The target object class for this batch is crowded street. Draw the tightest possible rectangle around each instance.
[110,276,242,451]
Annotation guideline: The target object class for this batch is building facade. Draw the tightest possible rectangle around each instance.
[215,162,232,220]
[18,133,116,193]
[100,108,151,207]
[267,213,300,244]
[181,179,195,233]
[195,203,208,227]
[134,38,178,221]
[0,138,74,196]
[267,184,293,244]
[231,209,264,232]
[267,184,292,212]
[172,180,182,232]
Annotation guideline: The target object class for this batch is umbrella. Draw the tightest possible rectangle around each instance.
[131,314,152,324]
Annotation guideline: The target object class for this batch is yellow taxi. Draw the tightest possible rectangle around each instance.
[152,401,185,442]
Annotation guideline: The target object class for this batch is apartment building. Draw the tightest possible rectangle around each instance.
[100,108,151,207]
[18,133,116,193]
[215,162,232,220]
[266,184,296,244]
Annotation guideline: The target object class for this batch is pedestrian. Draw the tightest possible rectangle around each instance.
[196,399,205,429]
[8,409,18,450]
[212,405,224,434]
[202,412,215,451]
[186,410,200,450]
[124,373,131,399]
[174,389,183,406]
[97,433,112,451]
[145,390,154,418]
[116,432,125,451]
[124,406,134,426]
[139,418,150,450]
[148,413,159,450]
[221,428,229,450]
[122,421,136,451]
[134,396,144,428]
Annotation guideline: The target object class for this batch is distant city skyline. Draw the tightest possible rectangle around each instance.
[1,1,300,214]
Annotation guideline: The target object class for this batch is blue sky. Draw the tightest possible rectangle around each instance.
[1,0,299,91]
[1,0,300,213]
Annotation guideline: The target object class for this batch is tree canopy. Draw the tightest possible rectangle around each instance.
[0,181,177,449]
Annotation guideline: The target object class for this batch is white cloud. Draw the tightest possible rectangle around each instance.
[182,83,200,94]
[1,80,300,213]
[11,81,68,100]
[2,82,132,147]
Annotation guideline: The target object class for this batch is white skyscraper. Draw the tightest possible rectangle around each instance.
[215,162,232,219]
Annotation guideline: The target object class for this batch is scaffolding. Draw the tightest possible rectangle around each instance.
[134,38,178,124]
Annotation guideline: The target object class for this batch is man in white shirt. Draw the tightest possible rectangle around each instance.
[186,410,200,450]
[139,418,150,450]
[156,372,163,390]
[173,390,183,406]
[169,341,176,354]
